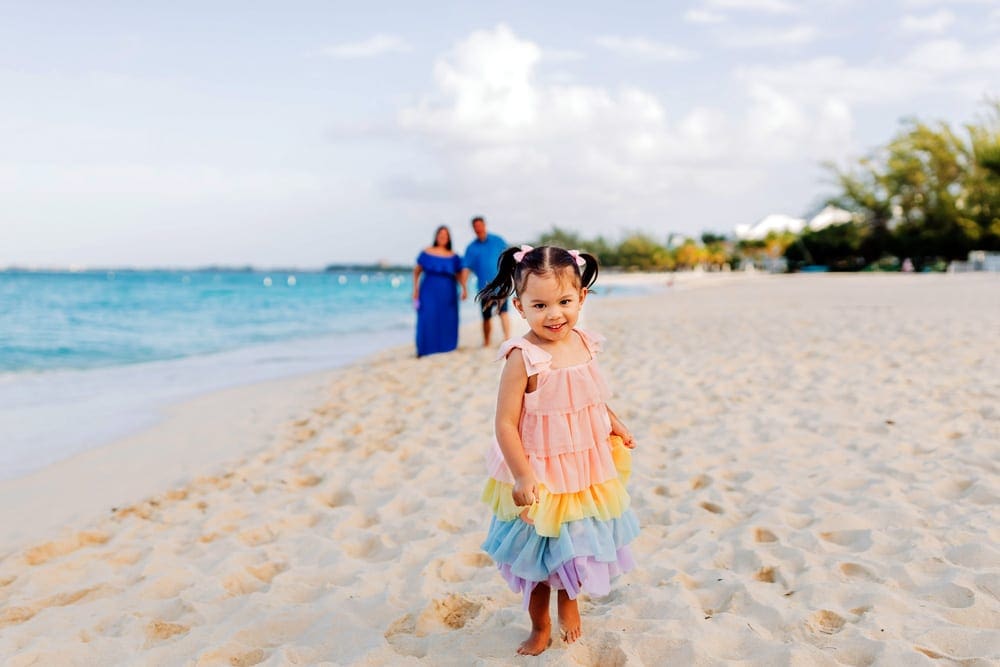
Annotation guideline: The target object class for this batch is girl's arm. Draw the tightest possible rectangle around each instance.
[495,349,537,505]
[607,404,636,449]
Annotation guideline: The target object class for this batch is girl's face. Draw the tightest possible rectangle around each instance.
[435,228,450,247]
[513,270,587,344]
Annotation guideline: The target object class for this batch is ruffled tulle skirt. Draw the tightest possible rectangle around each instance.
[483,511,638,605]
[481,436,638,606]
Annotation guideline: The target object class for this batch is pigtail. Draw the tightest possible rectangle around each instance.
[476,246,521,308]
[578,252,599,290]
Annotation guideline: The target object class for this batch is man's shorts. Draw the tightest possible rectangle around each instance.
[481,298,509,320]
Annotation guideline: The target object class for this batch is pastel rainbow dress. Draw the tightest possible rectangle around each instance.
[482,329,639,605]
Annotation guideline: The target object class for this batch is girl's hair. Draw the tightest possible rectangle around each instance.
[433,225,453,251]
[477,246,599,308]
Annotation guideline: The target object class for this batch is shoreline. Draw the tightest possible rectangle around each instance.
[0,270,723,551]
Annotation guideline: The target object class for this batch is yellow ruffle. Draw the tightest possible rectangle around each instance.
[482,436,633,538]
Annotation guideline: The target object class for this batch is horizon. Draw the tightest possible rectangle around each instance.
[2,1,998,268]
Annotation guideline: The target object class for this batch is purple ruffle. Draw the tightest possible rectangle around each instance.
[498,546,636,608]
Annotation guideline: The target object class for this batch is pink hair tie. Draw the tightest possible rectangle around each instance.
[567,249,586,268]
[513,245,534,263]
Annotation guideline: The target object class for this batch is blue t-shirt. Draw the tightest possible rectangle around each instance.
[463,233,508,287]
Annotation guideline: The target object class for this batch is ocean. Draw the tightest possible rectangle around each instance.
[0,268,441,480]
[0,268,649,481]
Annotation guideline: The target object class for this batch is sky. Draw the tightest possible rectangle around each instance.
[2,0,999,268]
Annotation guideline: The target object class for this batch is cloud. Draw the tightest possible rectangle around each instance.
[703,0,798,13]
[902,0,994,6]
[541,48,586,63]
[321,34,410,59]
[395,24,864,235]
[595,36,698,61]
[684,9,728,24]
[720,24,819,48]
[901,9,956,32]
[734,39,1000,109]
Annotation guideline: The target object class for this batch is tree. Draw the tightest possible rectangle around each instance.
[828,102,1000,267]
[674,240,705,269]
[615,233,674,270]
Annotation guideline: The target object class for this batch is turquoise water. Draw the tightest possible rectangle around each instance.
[0,269,416,373]
[0,268,648,479]
[0,268,429,479]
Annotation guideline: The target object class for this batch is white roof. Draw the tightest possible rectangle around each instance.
[808,205,854,231]
[735,214,806,240]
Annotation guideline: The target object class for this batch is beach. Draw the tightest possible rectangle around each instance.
[1,273,998,665]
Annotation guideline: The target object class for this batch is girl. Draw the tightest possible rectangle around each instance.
[478,245,639,656]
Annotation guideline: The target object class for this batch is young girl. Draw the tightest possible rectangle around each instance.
[478,245,639,656]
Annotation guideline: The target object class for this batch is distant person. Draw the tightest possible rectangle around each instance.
[477,245,638,655]
[413,225,467,357]
[462,216,510,346]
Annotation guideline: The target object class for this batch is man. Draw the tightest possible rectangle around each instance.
[462,215,511,346]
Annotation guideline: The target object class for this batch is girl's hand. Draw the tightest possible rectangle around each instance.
[611,421,636,449]
[512,474,538,507]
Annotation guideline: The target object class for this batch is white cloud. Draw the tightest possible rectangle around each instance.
[734,39,1000,111]
[541,48,586,63]
[988,8,1000,29]
[704,0,798,13]
[901,9,956,32]
[395,25,864,236]
[902,0,994,6]
[684,9,728,23]
[722,24,819,48]
[321,34,410,59]
[595,36,698,61]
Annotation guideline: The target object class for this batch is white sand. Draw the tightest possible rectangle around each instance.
[1,273,998,666]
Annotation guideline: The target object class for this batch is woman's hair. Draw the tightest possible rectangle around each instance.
[477,246,598,308]
[433,225,453,251]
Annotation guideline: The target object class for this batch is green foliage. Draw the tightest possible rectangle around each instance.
[827,101,1000,267]
[615,232,675,270]
[785,223,865,271]
[529,227,741,270]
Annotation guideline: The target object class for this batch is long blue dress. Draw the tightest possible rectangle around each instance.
[416,251,462,357]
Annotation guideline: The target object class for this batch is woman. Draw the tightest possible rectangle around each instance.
[413,225,467,357]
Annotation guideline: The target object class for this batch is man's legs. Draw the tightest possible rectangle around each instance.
[499,311,511,341]
[482,317,492,347]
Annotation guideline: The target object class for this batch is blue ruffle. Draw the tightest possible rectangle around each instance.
[482,510,640,584]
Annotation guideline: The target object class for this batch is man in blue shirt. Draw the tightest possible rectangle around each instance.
[462,215,510,346]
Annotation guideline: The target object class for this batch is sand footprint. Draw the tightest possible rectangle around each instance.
[196,645,266,666]
[754,527,779,543]
[23,531,111,566]
[420,594,483,632]
[573,631,628,667]
[315,488,355,509]
[819,529,872,551]
[699,501,724,514]
[839,562,880,581]
[0,584,115,629]
[806,609,846,635]
[429,552,493,583]
[145,619,190,647]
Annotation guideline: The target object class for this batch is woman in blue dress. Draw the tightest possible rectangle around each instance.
[413,225,467,357]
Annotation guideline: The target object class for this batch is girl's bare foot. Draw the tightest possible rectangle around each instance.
[557,590,582,644]
[517,622,552,655]
[518,583,553,655]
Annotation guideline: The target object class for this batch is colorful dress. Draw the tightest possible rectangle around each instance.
[482,329,639,605]
[415,251,462,357]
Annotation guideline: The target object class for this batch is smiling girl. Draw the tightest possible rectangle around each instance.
[477,245,639,656]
